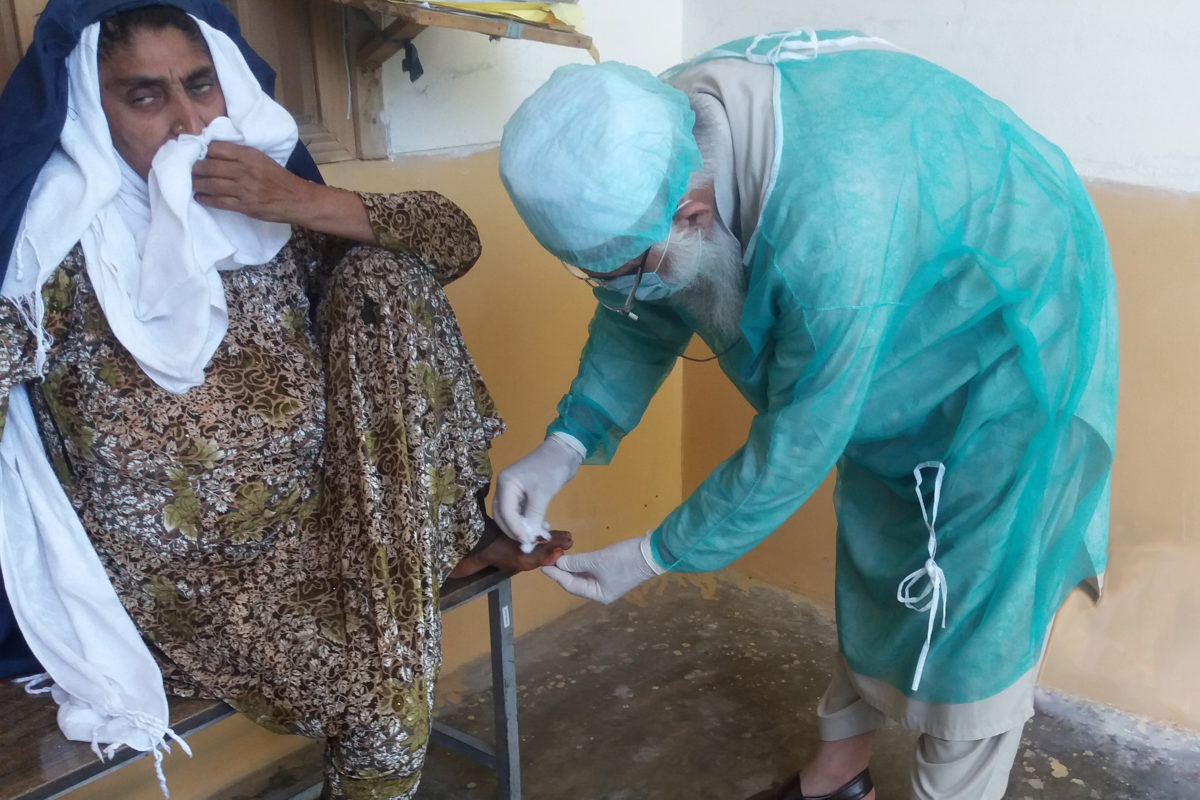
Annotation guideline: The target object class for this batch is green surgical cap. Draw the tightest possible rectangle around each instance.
[499,61,702,274]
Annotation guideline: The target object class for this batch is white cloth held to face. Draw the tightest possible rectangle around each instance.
[541,532,666,604]
[93,115,292,392]
[493,433,584,552]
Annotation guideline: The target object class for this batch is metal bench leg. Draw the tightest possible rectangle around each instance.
[489,581,520,800]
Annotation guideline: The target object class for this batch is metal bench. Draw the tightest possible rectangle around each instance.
[432,566,521,800]
[0,566,520,800]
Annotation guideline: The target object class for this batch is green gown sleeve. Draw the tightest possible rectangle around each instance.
[647,300,895,573]
[548,293,694,464]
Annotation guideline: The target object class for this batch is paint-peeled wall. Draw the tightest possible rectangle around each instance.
[1040,185,1200,729]
[680,0,1200,730]
[381,0,684,154]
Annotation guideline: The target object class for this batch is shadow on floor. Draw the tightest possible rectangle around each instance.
[416,573,1200,800]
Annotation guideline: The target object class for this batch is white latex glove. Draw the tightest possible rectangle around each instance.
[541,532,667,604]
[493,433,584,551]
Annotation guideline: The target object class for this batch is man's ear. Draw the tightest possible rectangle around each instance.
[673,186,716,235]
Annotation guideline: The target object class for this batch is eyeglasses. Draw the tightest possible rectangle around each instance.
[561,251,650,322]
[561,250,734,364]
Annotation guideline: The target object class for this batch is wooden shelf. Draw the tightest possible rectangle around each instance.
[329,0,596,71]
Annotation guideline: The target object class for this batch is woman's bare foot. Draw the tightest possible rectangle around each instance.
[450,529,573,578]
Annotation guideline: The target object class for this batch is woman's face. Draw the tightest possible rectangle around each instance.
[98,25,227,179]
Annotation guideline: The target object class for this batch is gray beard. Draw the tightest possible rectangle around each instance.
[671,219,747,348]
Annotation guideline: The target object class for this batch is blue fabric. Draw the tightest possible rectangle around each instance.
[0,0,323,680]
[0,567,38,678]
[549,38,1118,703]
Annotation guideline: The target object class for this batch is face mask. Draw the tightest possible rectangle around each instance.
[598,210,688,302]
[602,270,680,302]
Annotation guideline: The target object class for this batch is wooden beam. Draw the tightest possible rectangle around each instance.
[350,62,387,160]
[324,0,598,161]
[356,18,427,71]
[325,0,594,53]
[346,8,389,160]
[326,0,408,18]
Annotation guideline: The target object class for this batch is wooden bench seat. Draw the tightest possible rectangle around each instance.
[0,686,230,800]
[1,566,519,800]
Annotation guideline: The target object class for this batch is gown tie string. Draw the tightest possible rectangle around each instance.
[897,461,949,692]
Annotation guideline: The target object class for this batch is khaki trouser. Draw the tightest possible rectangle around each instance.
[818,655,1032,800]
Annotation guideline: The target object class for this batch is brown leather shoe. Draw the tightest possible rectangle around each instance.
[743,769,873,800]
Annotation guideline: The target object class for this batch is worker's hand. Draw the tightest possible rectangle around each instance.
[493,434,583,552]
[541,533,666,604]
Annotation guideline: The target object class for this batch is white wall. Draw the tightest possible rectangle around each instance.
[383,0,684,154]
[682,0,1200,194]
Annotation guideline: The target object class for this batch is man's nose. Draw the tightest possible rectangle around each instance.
[169,97,206,138]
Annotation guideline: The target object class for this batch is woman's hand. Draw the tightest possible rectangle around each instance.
[193,142,375,243]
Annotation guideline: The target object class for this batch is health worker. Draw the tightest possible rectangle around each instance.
[495,29,1118,800]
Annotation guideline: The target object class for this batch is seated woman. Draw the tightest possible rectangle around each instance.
[0,1,567,798]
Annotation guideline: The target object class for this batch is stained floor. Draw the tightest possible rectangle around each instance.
[414,573,1200,800]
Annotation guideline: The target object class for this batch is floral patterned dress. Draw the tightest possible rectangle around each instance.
[0,191,503,800]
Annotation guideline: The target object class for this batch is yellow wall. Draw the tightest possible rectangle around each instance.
[681,363,839,605]
[1040,185,1200,729]
[681,183,1200,732]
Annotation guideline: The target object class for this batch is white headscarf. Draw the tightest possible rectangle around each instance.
[0,15,299,796]
[6,16,297,389]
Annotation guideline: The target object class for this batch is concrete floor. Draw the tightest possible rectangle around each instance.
[415,573,1200,800]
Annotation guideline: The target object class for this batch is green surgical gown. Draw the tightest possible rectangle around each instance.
[548,37,1118,704]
